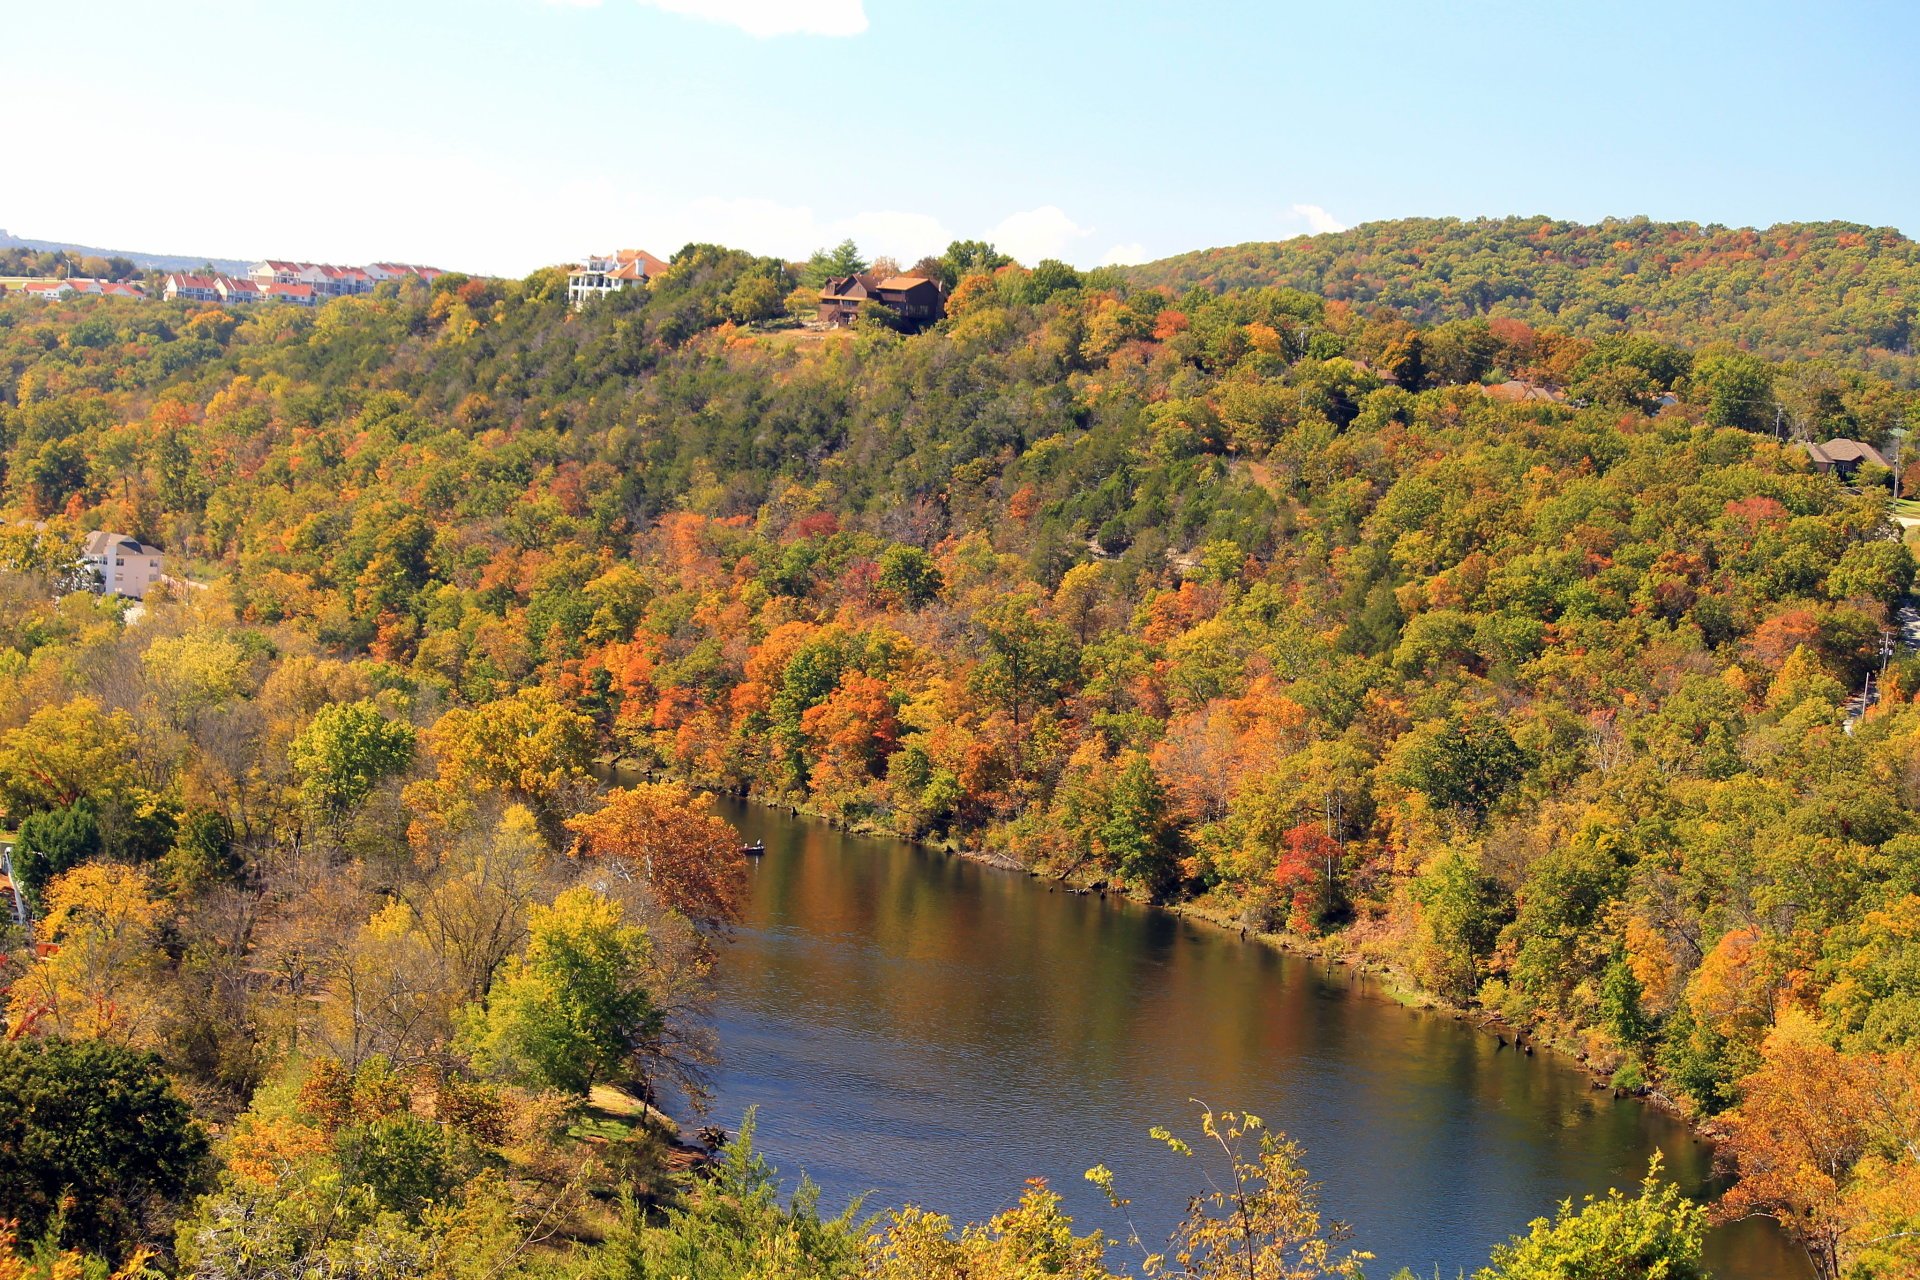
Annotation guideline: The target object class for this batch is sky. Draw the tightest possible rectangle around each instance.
[3,0,1917,276]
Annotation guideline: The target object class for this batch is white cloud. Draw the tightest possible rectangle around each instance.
[1100,242,1148,267]
[1288,203,1346,235]
[633,0,868,37]
[989,205,1092,264]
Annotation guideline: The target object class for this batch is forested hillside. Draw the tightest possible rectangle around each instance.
[3,245,1920,1277]
[1123,217,1920,381]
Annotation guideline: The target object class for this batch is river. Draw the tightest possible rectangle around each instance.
[691,800,1807,1278]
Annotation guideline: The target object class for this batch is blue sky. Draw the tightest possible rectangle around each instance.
[4,0,1915,275]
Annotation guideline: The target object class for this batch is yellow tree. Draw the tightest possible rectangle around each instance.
[6,864,167,1046]
[1089,1107,1369,1280]
[411,686,594,834]
[566,782,746,928]
[875,1180,1119,1280]
[404,804,553,1002]
[0,697,141,812]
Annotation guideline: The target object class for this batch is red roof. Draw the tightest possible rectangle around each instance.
[269,282,316,298]
[618,249,670,275]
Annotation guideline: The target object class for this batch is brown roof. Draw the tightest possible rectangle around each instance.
[820,274,877,299]
[876,274,935,291]
[1484,379,1567,404]
[1806,438,1889,468]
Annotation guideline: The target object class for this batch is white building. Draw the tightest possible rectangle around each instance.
[249,260,443,297]
[82,531,165,599]
[568,249,668,309]
[216,276,261,304]
[163,273,220,303]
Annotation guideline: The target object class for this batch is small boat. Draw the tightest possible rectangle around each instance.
[741,840,766,857]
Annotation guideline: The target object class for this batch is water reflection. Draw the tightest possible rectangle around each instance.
[690,800,1806,1278]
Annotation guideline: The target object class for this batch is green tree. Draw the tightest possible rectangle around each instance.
[159,807,241,892]
[14,801,101,901]
[973,594,1080,729]
[727,272,788,325]
[877,545,943,608]
[1101,753,1177,899]
[1413,850,1509,1003]
[1476,1157,1707,1280]
[1692,349,1776,432]
[1394,704,1530,823]
[333,1114,460,1219]
[802,240,868,287]
[0,1038,210,1255]
[1826,540,1916,606]
[460,886,662,1097]
[598,1110,867,1280]
[289,699,417,813]
[936,239,1012,286]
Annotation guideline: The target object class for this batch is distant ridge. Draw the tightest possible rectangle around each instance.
[0,228,252,276]
[1119,216,1920,377]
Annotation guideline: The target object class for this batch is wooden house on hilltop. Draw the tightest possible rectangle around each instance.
[818,273,944,329]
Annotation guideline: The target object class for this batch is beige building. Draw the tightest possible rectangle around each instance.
[82,530,165,598]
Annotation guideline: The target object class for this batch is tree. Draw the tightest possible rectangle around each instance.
[727,272,788,325]
[1101,753,1177,899]
[141,632,252,727]
[289,699,417,813]
[566,782,747,929]
[13,802,101,901]
[7,863,169,1046]
[420,687,593,821]
[0,1038,209,1256]
[406,804,552,1002]
[1826,540,1915,606]
[1412,851,1509,1003]
[460,886,663,1097]
[878,544,943,608]
[973,594,1081,730]
[875,1180,1119,1280]
[0,698,141,815]
[1476,1156,1707,1280]
[1088,1106,1367,1279]
[0,1219,160,1280]
[802,240,868,287]
[1713,1012,1920,1280]
[936,239,1012,287]
[1394,704,1529,824]
[598,1110,867,1279]
[1693,350,1776,432]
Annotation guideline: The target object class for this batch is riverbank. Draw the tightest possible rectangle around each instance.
[596,763,1709,1144]
[737,788,1706,1134]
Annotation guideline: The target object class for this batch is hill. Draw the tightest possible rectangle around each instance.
[0,227,251,276]
[1121,216,1920,379]
[2,250,1920,1271]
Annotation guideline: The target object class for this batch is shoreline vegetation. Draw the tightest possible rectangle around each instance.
[719,779,1688,1113]
[5,220,1920,1276]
